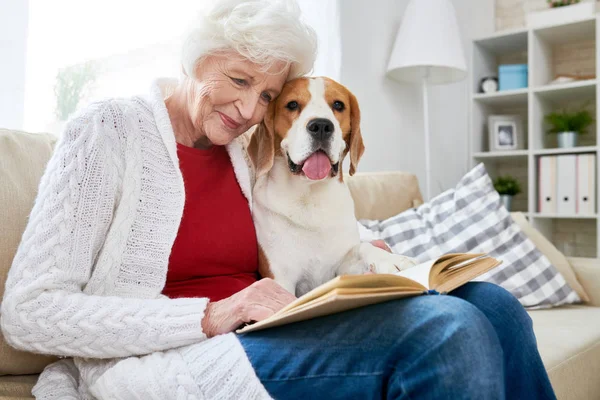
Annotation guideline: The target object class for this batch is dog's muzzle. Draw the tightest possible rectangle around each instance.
[287,151,340,180]
[306,118,334,145]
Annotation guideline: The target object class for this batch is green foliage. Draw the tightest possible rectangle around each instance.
[54,62,96,121]
[544,108,594,135]
[547,0,580,7]
[493,175,522,196]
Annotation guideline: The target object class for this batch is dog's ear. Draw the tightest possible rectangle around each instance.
[347,91,364,176]
[248,102,276,178]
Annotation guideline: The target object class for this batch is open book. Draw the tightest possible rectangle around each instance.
[237,252,502,334]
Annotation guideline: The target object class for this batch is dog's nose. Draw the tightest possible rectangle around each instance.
[306,118,334,141]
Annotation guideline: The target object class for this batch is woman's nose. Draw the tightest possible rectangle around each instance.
[236,92,260,121]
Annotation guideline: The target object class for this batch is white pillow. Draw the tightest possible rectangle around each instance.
[360,163,581,309]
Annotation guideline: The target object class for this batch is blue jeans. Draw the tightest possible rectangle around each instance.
[238,282,556,399]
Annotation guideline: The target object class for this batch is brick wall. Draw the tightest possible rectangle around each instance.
[495,0,597,32]
[552,219,597,257]
[496,0,547,31]
[553,40,596,79]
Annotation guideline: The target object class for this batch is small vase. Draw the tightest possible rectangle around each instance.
[557,131,578,148]
[500,195,513,211]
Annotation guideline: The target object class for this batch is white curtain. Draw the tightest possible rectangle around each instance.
[298,0,341,80]
[5,0,341,135]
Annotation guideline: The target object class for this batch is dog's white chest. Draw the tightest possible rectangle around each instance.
[252,161,360,295]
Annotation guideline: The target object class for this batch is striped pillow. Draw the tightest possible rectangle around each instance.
[360,163,581,308]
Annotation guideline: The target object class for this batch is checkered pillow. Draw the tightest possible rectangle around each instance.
[360,163,581,309]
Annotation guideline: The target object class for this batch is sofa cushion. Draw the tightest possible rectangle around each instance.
[0,129,58,375]
[511,212,590,303]
[529,306,600,400]
[0,374,37,399]
[360,163,581,309]
[347,171,424,221]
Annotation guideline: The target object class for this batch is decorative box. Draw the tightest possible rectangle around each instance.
[499,64,528,91]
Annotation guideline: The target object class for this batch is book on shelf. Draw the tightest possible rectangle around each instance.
[538,154,596,215]
[237,252,502,334]
[557,154,577,215]
[539,155,557,214]
[577,154,596,215]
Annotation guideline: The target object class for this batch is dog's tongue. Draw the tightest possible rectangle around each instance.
[302,151,331,180]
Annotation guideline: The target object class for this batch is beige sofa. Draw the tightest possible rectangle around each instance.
[1,128,599,399]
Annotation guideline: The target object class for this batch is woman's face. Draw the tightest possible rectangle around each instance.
[188,53,289,146]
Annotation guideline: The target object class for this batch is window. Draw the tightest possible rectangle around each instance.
[0,0,340,136]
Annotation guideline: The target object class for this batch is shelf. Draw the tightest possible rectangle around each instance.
[531,213,598,220]
[471,17,600,258]
[533,146,597,156]
[472,88,528,106]
[533,17,596,44]
[533,79,596,103]
[474,28,528,54]
[473,150,528,159]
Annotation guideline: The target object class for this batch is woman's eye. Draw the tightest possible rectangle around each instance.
[232,77,247,86]
[333,101,345,111]
[286,101,299,110]
[261,92,272,102]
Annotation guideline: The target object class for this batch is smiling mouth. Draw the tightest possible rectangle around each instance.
[287,150,340,180]
[219,112,241,129]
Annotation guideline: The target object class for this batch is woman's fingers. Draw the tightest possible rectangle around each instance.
[240,278,296,322]
[201,278,297,336]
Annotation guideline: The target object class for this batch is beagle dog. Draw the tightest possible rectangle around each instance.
[248,77,416,297]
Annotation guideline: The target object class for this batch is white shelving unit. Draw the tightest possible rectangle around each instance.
[469,16,600,258]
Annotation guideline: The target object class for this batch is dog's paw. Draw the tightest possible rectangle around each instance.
[370,254,418,274]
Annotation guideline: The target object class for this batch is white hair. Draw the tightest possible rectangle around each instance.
[181,0,318,80]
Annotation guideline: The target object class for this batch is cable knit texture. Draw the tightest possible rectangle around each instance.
[0,78,268,399]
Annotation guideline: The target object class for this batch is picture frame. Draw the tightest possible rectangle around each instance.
[488,115,525,152]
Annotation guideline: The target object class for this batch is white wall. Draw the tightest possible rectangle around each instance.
[0,0,28,131]
[339,0,494,198]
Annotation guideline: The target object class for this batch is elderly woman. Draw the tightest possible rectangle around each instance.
[1,0,555,399]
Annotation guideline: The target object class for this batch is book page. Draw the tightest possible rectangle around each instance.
[277,273,426,315]
[394,259,436,289]
[435,257,502,294]
[429,253,486,288]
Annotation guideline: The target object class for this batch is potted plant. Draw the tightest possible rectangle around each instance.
[493,175,521,211]
[544,108,594,148]
[547,0,580,6]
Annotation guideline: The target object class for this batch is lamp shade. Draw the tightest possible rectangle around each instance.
[387,0,467,85]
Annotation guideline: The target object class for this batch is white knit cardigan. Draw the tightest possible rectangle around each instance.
[0,79,271,400]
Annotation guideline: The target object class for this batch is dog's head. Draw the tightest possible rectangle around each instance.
[249,77,364,182]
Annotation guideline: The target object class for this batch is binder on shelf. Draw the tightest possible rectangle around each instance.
[556,155,577,215]
[576,154,596,215]
[538,156,556,214]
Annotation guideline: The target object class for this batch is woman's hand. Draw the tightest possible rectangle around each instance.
[201,278,296,338]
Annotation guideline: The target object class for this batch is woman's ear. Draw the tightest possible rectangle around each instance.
[347,91,364,176]
[248,102,276,178]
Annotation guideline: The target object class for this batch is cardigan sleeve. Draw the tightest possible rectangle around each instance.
[0,102,208,359]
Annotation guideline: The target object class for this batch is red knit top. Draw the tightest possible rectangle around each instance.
[161,143,259,302]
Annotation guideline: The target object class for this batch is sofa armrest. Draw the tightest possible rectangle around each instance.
[567,257,600,307]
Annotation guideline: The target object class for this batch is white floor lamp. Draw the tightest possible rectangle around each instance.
[386,0,467,201]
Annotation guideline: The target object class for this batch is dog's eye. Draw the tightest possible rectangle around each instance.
[286,101,299,111]
[333,101,345,111]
